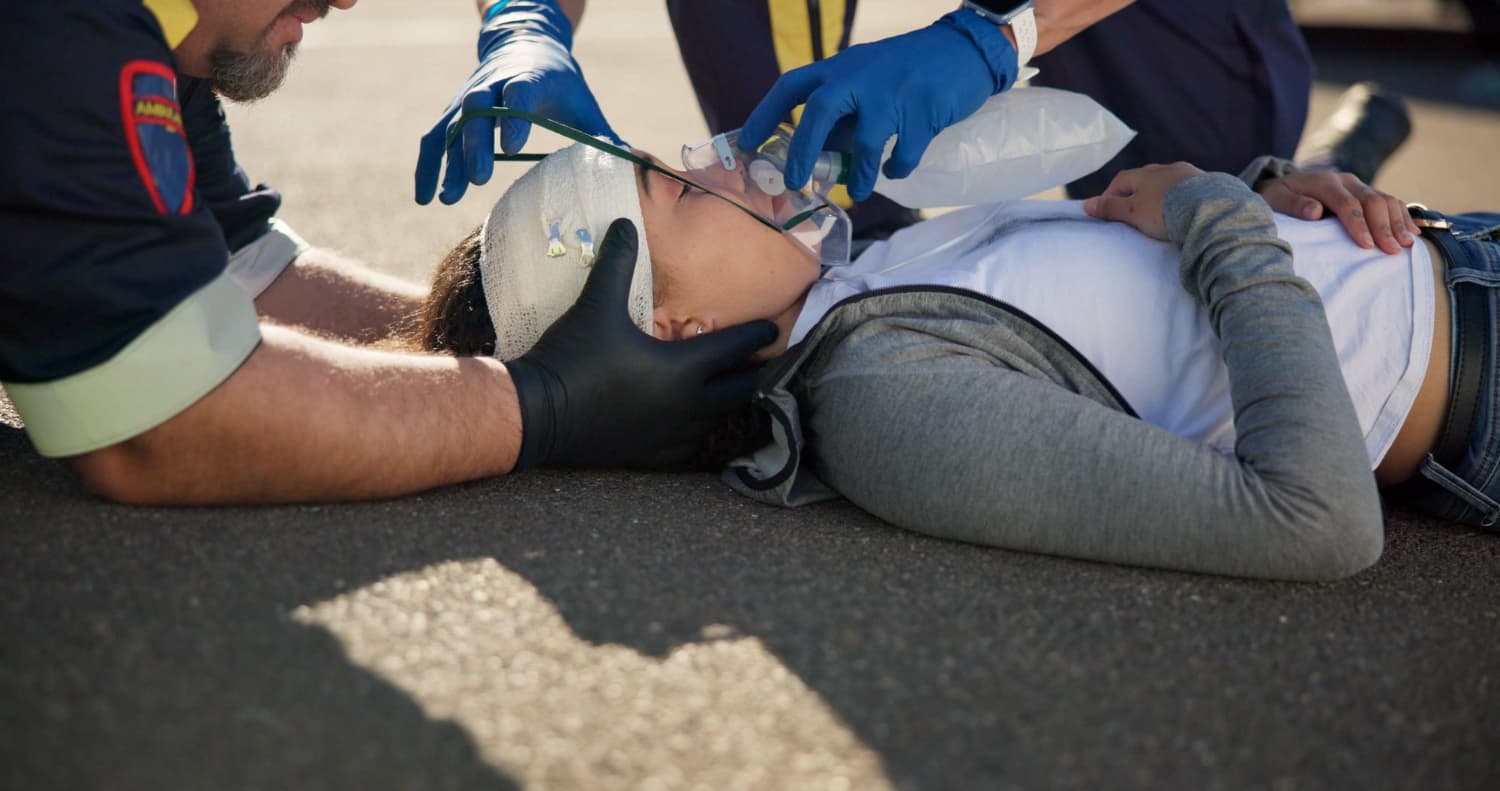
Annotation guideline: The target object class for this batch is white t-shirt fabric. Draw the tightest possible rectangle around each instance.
[789,200,1434,468]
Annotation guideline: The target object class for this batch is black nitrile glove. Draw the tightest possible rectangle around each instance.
[507,219,778,469]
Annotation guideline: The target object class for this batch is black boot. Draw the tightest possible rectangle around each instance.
[1297,81,1413,185]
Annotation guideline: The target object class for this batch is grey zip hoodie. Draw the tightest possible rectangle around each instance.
[726,172,1384,581]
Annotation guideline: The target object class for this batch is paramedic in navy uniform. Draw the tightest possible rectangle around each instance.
[0,0,776,504]
[421,0,1310,241]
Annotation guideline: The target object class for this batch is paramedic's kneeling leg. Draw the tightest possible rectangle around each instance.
[69,224,774,505]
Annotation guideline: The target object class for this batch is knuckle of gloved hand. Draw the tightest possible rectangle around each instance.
[443,110,468,136]
[802,89,845,124]
[462,85,496,109]
[784,59,825,81]
[420,124,447,147]
[852,125,889,159]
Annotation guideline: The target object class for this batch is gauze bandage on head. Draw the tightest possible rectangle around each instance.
[481,141,652,361]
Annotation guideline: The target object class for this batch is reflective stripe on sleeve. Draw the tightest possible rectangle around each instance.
[767,0,854,209]
[227,218,310,297]
[3,270,261,457]
[768,0,839,74]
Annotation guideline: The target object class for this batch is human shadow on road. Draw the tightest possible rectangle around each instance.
[0,427,519,791]
[4,424,1498,790]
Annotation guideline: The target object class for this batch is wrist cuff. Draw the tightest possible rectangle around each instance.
[3,271,261,458]
[937,9,1020,95]
[1236,154,1303,190]
[481,1,514,23]
[1163,172,1264,246]
[505,358,556,470]
[479,0,573,57]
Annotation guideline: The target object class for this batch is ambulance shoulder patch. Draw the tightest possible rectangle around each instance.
[119,59,195,215]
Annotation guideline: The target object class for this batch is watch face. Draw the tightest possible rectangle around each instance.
[968,0,1031,20]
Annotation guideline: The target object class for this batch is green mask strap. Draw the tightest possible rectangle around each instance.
[447,106,821,234]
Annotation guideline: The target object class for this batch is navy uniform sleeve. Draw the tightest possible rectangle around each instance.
[179,74,311,296]
[179,76,284,251]
[0,0,262,457]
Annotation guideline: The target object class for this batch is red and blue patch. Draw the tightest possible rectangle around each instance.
[118,60,195,215]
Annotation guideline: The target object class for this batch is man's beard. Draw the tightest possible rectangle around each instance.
[210,41,297,103]
[208,0,330,103]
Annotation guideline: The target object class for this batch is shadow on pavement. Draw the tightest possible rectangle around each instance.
[0,428,518,791]
[5,421,1498,789]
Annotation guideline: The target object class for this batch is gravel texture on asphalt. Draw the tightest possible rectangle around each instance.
[3,424,1498,790]
[3,2,1498,788]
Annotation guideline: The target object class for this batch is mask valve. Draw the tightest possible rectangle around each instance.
[681,124,855,268]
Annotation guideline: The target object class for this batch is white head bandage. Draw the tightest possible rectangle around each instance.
[480,141,653,361]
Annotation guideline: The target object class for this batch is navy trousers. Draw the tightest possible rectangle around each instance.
[666,0,1312,207]
[1033,0,1312,196]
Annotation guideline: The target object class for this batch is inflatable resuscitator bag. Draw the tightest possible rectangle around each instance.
[873,86,1136,208]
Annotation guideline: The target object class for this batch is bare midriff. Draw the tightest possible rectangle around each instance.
[1375,236,1453,486]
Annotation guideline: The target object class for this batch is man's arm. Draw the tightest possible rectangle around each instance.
[71,324,522,505]
[1031,0,1134,56]
[253,247,426,345]
[70,220,777,506]
[174,76,426,344]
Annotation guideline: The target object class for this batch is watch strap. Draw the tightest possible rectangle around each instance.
[962,1,1037,69]
[1008,5,1038,68]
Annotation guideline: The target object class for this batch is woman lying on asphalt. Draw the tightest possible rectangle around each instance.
[409,137,1500,582]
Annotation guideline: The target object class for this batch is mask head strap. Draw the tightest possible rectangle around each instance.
[449,107,793,235]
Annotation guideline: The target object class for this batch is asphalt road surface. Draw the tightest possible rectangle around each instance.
[3,2,1498,789]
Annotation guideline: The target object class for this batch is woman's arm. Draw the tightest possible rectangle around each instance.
[807,170,1383,580]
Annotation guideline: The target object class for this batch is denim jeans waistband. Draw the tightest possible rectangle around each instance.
[1402,211,1500,528]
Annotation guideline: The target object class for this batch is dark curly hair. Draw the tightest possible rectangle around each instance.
[413,227,770,471]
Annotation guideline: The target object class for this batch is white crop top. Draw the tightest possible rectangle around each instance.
[789,200,1434,467]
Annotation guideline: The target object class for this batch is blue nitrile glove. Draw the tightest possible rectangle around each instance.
[415,0,621,206]
[740,9,1019,202]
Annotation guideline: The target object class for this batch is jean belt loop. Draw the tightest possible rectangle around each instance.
[1411,204,1487,476]
[1418,454,1500,527]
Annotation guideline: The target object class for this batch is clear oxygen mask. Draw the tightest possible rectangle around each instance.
[682,124,853,268]
[444,106,856,269]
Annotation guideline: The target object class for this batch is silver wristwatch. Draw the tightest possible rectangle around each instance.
[961,0,1038,78]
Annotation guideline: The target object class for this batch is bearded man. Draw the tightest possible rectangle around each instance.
[0,0,774,503]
